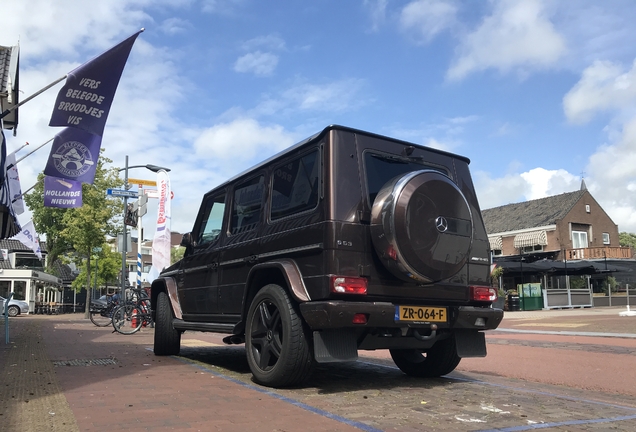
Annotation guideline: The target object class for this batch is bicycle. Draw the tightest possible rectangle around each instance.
[111,288,154,335]
[89,295,119,327]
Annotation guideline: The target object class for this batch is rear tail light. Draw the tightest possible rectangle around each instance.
[352,313,368,324]
[470,286,497,302]
[330,276,368,295]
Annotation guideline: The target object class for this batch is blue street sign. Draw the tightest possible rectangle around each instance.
[107,188,138,198]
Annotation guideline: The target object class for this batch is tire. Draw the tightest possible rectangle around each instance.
[7,305,19,317]
[245,284,314,388]
[112,304,143,335]
[390,337,461,378]
[89,308,112,327]
[154,292,180,355]
[370,170,473,283]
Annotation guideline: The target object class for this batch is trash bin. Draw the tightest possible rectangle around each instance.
[508,294,521,311]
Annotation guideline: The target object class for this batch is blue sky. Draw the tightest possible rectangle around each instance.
[3,0,636,238]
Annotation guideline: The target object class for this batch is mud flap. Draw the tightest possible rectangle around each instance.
[313,329,358,363]
[454,330,487,358]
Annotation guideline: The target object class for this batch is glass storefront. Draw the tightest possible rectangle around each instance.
[13,281,27,300]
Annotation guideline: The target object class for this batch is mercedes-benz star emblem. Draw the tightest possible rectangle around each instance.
[435,216,448,233]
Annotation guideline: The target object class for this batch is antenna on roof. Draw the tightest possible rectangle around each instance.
[580,171,587,191]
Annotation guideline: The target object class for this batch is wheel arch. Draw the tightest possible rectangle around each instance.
[150,277,183,320]
[239,259,310,333]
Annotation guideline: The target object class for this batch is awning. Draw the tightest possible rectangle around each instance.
[488,236,503,250]
[513,230,548,248]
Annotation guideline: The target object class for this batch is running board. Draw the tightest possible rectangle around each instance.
[172,319,235,334]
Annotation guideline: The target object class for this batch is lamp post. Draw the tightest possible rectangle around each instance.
[118,156,170,303]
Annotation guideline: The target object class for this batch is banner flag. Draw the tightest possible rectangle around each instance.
[6,151,24,215]
[0,129,20,239]
[43,128,101,184]
[147,170,171,283]
[43,176,83,208]
[12,220,42,260]
[49,29,143,137]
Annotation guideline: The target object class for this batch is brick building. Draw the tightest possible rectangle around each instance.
[483,182,629,262]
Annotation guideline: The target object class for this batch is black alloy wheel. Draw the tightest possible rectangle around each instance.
[245,284,314,388]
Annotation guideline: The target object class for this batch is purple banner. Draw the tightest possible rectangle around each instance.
[49,30,142,137]
[44,176,83,208]
[0,129,21,238]
[44,128,102,184]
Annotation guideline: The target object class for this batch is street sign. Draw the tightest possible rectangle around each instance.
[107,188,138,198]
[128,178,157,187]
[92,247,102,253]
[145,189,174,199]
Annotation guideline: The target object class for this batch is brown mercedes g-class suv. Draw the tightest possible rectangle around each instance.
[151,125,503,388]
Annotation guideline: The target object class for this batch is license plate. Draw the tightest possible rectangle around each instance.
[395,306,447,323]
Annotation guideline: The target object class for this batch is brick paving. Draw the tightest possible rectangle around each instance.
[1,308,636,431]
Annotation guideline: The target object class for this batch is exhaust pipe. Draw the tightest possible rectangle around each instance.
[222,335,245,345]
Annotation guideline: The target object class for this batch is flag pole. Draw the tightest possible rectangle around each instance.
[7,137,54,170]
[12,181,38,203]
[0,75,67,120]
[12,142,29,154]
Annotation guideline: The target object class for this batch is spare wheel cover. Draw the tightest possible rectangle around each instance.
[370,170,473,283]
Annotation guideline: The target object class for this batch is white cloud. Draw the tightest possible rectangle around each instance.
[234,34,286,77]
[399,0,457,43]
[1,1,150,58]
[193,118,297,166]
[562,57,636,232]
[447,0,566,80]
[520,167,579,199]
[563,59,636,124]
[234,51,279,76]
[242,34,286,51]
[475,167,578,210]
[159,17,191,35]
[201,0,243,14]
[584,115,636,232]
[252,78,368,117]
[364,0,389,32]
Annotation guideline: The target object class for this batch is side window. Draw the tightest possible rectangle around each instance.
[231,176,265,234]
[271,150,320,220]
[196,194,226,246]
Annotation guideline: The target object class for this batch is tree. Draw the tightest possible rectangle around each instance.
[171,246,185,265]
[71,242,120,293]
[25,150,123,318]
[619,232,636,249]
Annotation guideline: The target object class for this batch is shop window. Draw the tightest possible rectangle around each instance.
[13,281,27,301]
[0,281,9,298]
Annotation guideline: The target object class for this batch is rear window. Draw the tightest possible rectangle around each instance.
[364,151,448,205]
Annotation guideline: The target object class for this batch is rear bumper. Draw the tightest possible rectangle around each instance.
[299,301,503,331]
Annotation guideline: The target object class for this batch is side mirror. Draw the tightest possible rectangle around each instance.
[180,232,193,247]
[181,232,194,257]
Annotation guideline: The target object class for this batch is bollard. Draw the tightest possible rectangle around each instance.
[5,292,14,344]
